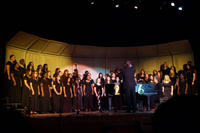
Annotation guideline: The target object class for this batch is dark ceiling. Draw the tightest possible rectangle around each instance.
[1,0,199,47]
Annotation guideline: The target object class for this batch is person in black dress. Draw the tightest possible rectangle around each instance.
[169,69,178,97]
[27,62,34,71]
[53,73,62,113]
[37,65,42,71]
[63,77,73,113]
[3,55,16,98]
[53,68,60,81]
[153,69,158,77]
[94,78,104,112]
[19,59,26,78]
[36,66,42,82]
[22,69,32,109]
[162,75,173,99]
[40,72,51,113]
[144,73,150,84]
[30,71,40,114]
[178,74,188,95]
[83,75,94,111]
[185,64,196,95]
[111,73,116,83]
[10,62,22,103]
[150,75,164,110]
[113,77,122,112]
[47,71,53,112]
[149,74,156,89]
[73,74,82,112]
[160,62,170,79]
[140,69,145,80]
[41,64,48,75]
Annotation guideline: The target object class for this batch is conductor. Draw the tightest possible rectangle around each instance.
[122,61,137,113]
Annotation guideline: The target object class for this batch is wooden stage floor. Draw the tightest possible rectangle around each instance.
[25,110,155,133]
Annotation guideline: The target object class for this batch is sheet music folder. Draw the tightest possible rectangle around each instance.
[105,84,115,96]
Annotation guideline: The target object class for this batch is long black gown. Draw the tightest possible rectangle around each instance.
[94,84,103,110]
[30,79,39,111]
[40,79,51,112]
[84,80,93,109]
[63,84,72,113]
[53,78,62,112]
[162,82,172,98]
[73,80,82,111]
[3,61,15,98]
[9,69,22,103]
[22,76,32,108]
[47,77,53,112]
[186,69,195,95]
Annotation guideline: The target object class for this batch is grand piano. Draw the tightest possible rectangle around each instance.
[135,83,157,110]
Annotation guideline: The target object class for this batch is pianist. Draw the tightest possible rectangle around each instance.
[150,75,164,110]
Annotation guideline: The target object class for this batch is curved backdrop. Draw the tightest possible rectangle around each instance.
[5,31,194,81]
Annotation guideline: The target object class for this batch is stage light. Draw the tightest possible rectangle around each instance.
[115,4,119,8]
[134,6,138,9]
[171,2,175,6]
[178,7,183,10]
[91,2,94,5]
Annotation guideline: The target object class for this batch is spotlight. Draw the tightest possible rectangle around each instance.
[178,6,183,10]
[115,4,119,8]
[171,2,175,6]
[91,2,94,5]
[134,6,138,9]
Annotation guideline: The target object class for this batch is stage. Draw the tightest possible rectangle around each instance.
[24,110,155,133]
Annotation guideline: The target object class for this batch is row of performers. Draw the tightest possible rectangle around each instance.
[8,64,188,113]
[13,68,122,114]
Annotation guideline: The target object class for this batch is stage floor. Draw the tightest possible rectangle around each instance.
[26,110,155,118]
[25,110,155,133]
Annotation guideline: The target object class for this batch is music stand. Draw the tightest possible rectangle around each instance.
[105,84,114,111]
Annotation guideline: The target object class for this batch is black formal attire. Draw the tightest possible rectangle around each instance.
[63,84,72,113]
[94,84,103,111]
[162,82,172,98]
[3,61,15,98]
[122,66,137,111]
[113,83,122,111]
[19,65,26,78]
[100,78,105,88]
[186,69,195,95]
[30,79,39,111]
[9,69,22,103]
[73,80,82,111]
[40,79,51,112]
[53,78,62,112]
[22,76,31,108]
[161,68,170,78]
[84,80,93,109]
[170,74,177,97]
[150,82,164,109]
[47,77,53,112]
[179,79,188,95]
